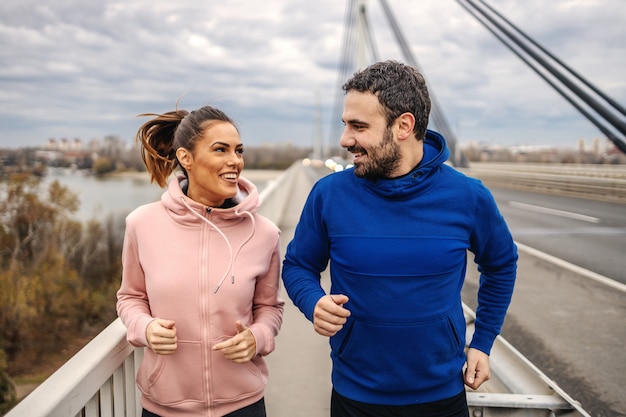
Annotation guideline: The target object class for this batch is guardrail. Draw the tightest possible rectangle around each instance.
[462,305,590,417]
[463,162,626,204]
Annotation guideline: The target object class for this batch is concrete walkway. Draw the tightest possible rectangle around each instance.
[265,165,332,416]
[263,165,625,416]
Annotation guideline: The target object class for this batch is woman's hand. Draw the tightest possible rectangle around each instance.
[146,318,177,355]
[213,321,257,363]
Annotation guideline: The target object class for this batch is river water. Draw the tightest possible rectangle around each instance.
[43,168,284,222]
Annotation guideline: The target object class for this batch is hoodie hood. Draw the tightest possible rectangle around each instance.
[359,129,450,200]
[161,175,261,226]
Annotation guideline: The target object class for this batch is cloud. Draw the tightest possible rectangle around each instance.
[0,0,625,150]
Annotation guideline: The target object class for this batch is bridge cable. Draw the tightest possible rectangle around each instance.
[476,0,626,119]
[360,3,380,63]
[457,0,626,154]
[462,0,626,136]
[378,0,469,167]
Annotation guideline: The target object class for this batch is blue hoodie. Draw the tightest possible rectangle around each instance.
[282,130,517,405]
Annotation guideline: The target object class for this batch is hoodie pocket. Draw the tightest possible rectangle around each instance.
[137,341,206,405]
[334,316,464,392]
[209,337,267,403]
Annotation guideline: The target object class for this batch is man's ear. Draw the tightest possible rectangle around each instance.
[396,113,416,141]
[176,147,192,171]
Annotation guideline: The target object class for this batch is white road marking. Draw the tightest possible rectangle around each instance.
[515,242,626,293]
[509,201,601,223]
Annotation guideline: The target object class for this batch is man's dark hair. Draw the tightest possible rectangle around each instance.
[342,60,431,140]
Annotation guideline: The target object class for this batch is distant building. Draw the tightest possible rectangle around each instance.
[35,150,62,161]
[46,137,83,151]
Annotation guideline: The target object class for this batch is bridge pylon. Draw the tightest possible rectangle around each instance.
[328,0,469,168]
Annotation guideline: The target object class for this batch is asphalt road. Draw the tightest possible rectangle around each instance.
[483,186,626,416]
[490,186,626,284]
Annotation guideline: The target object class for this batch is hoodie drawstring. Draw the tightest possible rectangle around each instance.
[180,197,256,293]
[227,209,255,288]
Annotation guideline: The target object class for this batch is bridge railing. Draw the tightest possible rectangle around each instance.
[4,163,301,417]
[465,162,626,203]
[256,161,301,225]
[5,318,140,417]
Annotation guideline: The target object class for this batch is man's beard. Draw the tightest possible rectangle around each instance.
[352,128,400,180]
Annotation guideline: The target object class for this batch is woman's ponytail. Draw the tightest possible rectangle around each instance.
[136,109,188,187]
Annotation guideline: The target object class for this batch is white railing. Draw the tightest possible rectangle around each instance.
[5,319,141,417]
[462,306,591,417]
[4,163,302,417]
[256,161,301,225]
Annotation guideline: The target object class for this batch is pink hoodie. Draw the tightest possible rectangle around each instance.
[116,175,284,417]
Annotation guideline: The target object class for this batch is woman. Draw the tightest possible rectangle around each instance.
[116,105,284,417]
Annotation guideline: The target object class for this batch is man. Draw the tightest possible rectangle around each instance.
[282,60,517,416]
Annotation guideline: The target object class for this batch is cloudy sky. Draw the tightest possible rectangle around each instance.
[1,0,625,151]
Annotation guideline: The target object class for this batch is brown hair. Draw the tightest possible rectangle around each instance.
[136,105,236,187]
[342,60,431,140]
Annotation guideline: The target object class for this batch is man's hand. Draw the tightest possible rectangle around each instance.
[213,321,257,363]
[464,347,491,390]
[146,318,177,355]
[313,294,351,336]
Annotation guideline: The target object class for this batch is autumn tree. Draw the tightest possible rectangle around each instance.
[0,173,121,376]
[0,349,16,413]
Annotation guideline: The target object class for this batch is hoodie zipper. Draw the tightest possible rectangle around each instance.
[199,208,213,413]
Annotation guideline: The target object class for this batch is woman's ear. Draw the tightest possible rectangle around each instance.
[396,112,416,141]
[176,147,192,171]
